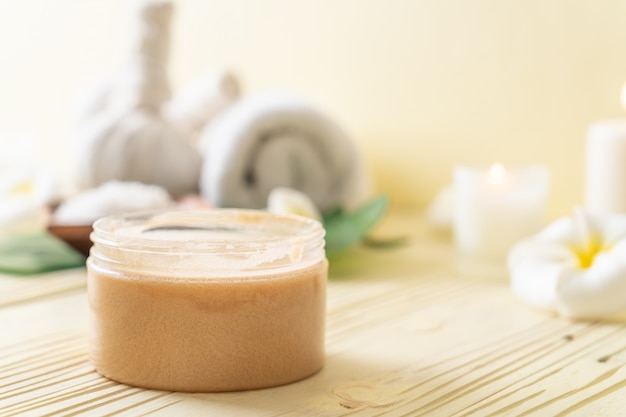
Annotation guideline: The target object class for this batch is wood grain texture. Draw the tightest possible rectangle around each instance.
[0,268,85,307]
[1,213,626,416]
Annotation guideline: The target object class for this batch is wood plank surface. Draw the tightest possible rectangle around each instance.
[1,214,626,416]
[0,268,85,307]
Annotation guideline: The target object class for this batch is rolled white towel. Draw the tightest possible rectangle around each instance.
[199,93,369,212]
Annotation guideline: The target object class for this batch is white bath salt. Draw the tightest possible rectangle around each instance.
[54,181,174,225]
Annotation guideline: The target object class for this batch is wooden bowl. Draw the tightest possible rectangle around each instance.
[47,223,93,257]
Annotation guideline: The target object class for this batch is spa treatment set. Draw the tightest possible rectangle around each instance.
[9,0,626,396]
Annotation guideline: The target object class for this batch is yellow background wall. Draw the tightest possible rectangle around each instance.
[2,0,626,216]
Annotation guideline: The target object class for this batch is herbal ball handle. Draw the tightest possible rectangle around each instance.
[114,0,173,114]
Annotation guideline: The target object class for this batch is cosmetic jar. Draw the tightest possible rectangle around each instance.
[87,209,327,392]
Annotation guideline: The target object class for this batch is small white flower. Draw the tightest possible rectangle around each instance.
[0,132,61,236]
[426,185,454,232]
[267,187,321,220]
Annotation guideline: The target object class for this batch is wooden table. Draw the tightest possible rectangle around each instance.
[2,213,626,416]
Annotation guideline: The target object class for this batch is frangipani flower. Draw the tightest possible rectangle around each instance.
[0,134,60,236]
[508,209,626,319]
[266,187,321,220]
[267,187,393,257]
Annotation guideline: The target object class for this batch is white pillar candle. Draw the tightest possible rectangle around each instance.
[585,86,626,214]
[453,164,550,264]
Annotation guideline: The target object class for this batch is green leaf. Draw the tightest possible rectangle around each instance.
[323,195,389,257]
[321,206,345,223]
[0,232,86,275]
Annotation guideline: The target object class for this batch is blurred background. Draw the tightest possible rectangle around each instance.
[2,0,626,217]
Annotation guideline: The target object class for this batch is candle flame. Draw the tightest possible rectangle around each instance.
[621,83,626,111]
[488,163,507,186]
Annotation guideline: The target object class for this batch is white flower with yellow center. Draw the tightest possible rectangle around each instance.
[508,209,626,319]
[0,134,60,236]
[266,187,321,220]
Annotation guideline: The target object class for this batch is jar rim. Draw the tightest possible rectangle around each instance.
[89,209,326,277]
[91,209,325,254]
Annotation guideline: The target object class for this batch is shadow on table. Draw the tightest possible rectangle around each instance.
[169,351,418,415]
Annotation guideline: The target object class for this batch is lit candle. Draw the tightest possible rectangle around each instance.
[585,84,626,214]
[453,164,550,274]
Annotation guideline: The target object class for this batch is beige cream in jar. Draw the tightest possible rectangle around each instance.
[87,209,327,392]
